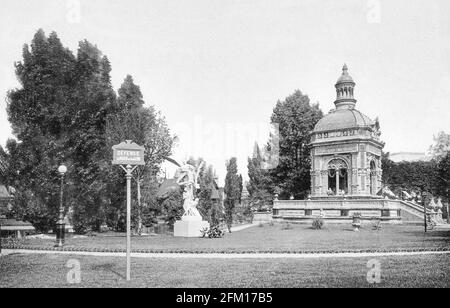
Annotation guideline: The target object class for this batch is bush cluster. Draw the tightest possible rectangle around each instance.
[312,218,324,230]
[201,226,225,239]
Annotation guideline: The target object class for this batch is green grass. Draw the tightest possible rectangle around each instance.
[5,224,450,253]
[0,253,449,288]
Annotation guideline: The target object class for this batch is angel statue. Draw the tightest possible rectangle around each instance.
[174,160,204,220]
[157,157,210,237]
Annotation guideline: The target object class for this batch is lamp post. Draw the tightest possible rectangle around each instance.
[56,165,67,247]
[422,191,427,233]
[447,188,450,224]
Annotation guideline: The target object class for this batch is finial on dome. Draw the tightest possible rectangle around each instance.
[343,63,348,73]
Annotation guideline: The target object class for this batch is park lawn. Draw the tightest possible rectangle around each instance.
[0,253,449,288]
[5,224,450,253]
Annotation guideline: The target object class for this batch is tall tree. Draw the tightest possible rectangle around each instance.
[66,40,116,233]
[247,143,273,211]
[269,90,323,199]
[5,30,117,233]
[224,157,242,232]
[6,30,78,232]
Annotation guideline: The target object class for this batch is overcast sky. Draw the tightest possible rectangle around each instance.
[1,0,449,184]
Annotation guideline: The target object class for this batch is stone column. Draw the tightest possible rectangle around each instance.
[351,169,358,195]
[321,170,328,195]
[336,168,340,195]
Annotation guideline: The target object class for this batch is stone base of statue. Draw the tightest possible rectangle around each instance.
[174,216,210,238]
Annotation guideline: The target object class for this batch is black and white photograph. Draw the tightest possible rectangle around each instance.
[0,0,449,292]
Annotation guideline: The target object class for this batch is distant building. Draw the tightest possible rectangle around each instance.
[0,153,35,237]
[240,182,250,207]
[389,152,432,163]
[0,185,12,218]
[0,152,11,218]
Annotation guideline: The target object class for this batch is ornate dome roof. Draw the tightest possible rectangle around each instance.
[313,108,374,133]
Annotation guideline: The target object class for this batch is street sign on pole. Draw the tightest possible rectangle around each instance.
[112,140,145,281]
[112,140,145,166]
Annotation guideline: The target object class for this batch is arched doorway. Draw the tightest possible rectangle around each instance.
[327,159,349,196]
[370,160,376,195]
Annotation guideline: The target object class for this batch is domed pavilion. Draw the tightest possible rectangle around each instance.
[310,64,384,198]
[273,65,426,224]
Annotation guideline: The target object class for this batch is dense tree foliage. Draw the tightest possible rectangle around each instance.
[5,30,117,232]
[268,90,323,200]
[4,30,174,233]
[382,154,438,196]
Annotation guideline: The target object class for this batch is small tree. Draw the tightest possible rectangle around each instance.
[224,158,242,233]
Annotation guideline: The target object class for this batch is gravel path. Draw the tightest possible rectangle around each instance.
[2,248,450,259]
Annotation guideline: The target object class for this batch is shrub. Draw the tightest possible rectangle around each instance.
[312,218,324,230]
[201,226,225,239]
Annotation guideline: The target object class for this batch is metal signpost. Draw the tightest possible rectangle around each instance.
[112,140,145,281]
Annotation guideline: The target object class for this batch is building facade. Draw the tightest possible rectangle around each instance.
[310,65,384,198]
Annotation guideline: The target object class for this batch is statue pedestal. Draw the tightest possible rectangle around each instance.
[174,217,210,238]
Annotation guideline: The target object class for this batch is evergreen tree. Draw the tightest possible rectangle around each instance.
[5,30,118,232]
[6,30,79,232]
[116,75,145,111]
[224,158,241,232]
[247,143,273,211]
[67,40,116,233]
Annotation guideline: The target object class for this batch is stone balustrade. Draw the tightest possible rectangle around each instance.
[273,199,406,224]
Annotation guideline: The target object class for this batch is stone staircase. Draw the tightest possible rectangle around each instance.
[398,200,429,223]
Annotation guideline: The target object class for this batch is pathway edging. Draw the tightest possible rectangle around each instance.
[2,248,450,259]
